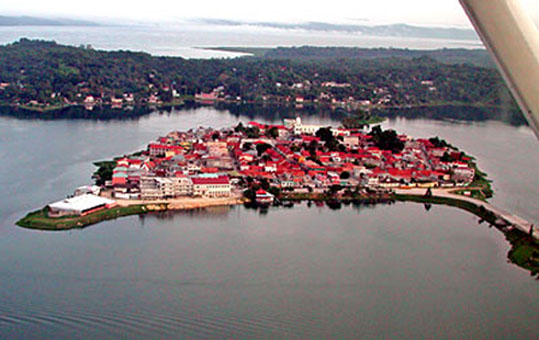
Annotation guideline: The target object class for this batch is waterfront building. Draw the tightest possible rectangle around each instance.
[139,176,159,200]
[139,176,193,200]
[255,189,275,204]
[172,175,194,196]
[191,176,231,198]
[285,117,349,136]
[48,194,117,217]
[74,185,101,196]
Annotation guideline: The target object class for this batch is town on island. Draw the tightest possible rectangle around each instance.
[18,116,535,235]
[16,115,539,274]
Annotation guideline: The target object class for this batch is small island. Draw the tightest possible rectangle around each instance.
[17,117,538,275]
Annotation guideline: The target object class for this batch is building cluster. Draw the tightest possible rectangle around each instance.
[104,117,475,200]
[194,81,386,109]
[7,72,439,112]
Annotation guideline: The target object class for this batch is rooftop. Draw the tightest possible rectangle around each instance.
[49,194,116,212]
[191,176,230,185]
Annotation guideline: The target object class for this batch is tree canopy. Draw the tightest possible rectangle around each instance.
[369,125,405,153]
[0,39,517,113]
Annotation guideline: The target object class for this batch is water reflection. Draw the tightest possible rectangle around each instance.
[0,102,537,339]
[373,104,527,126]
[141,205,237,221]
[0,104,155,120]
[0,101,528,126]
[241,200,402,217]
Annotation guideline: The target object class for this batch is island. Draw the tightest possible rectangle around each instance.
[17,118,538,276]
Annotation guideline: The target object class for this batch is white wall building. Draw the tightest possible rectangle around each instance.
[48,194,117,217]
[191,176,231,198]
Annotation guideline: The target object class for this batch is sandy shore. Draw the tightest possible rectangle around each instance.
[112,194,245,211]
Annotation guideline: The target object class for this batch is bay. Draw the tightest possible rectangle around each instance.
[0,25,483,58]
[0,105,537,338]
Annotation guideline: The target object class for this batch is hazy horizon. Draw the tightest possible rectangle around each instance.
[2,0,539,28]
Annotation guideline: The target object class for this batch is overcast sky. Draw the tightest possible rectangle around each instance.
[2,0,539,27]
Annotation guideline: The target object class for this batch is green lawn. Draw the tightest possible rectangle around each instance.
[506,229,539,277]
[16,205,149,231]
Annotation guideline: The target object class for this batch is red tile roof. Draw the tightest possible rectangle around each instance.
[191,176,230,185]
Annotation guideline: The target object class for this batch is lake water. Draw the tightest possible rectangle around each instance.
[0,105,537,338]
[0,25,483,58]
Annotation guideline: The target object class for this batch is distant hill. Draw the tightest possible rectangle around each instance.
[0,39,517,117]
[0,15,99,26]
[208,46,494,68]
[197,19,479,41]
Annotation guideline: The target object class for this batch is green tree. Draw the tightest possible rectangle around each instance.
[268,186,281,197]
[267,126,279,139]
[369,125,404,153]
[256,143,272,156]
[246,127,260,138]
[315,127,334,143]
[340,171,350,179]
[234,122,245,133]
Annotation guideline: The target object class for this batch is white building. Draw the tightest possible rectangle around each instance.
[48,194,117,217]
[284,117,349,136]
[139,176,193,200]
[191,176,231,198]
[74,185,101,196]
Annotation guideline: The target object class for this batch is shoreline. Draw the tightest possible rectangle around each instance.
[16,189,535,236]
[15,190,538,276]
[16,195,245,231]
[393,189,538,277]
[395,188,536,237]
[114,194,246,211]
[0,100,517,117]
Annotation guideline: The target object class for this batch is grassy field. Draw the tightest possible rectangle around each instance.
[505,229,539,277]
[16,205,149,231]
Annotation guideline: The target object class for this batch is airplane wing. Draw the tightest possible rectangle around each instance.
[460,0,539,138]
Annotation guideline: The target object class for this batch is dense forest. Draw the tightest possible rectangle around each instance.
[216,46,493,67]
[0,39,517,114]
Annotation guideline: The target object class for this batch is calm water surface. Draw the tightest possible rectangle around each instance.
[0,25,483,58]
[0,107,537,338]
